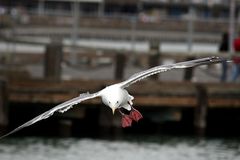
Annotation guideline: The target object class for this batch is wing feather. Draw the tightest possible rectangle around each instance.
[0,92,100,139]
[119,56,223,88]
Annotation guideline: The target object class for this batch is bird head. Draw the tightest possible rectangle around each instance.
[107,99,120,115]
[101,95,121,115]
[100,85,124,115]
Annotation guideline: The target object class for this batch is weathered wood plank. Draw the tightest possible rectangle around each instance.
[9,93,196,107]
[9,93,101,104]
[8,79,197,107]
[8,79,196,96]
[6,79,240,108]
[204,83,240,108]
[208,98,240,108]
[134,96,197,107]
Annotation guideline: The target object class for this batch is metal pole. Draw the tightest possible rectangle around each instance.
[71,1,80,65]
[187,0,194,53]
[131,16,136,52]
[38,0,44,16]
[98,1,104,17]
[137,0,143,12]
[229,0,236,53]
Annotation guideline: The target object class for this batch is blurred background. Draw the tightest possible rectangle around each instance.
[0,0,240,160]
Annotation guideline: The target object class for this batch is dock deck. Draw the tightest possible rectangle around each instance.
[0,42,238,136]
[0,78,238,136]
[7,79,240,108]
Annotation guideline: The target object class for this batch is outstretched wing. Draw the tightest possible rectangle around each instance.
[119,56,223,88]
[0,92,100,139]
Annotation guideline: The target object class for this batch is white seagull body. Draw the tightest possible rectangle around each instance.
[0,56,223,138]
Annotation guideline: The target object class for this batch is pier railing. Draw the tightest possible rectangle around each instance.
[1,39,226,81]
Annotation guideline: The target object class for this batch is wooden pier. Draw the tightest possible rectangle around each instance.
[0,78,239,137]
[7,79,240,108]
[0,42,239,137]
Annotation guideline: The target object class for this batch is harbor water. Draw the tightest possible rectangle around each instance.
[0,136,240,160]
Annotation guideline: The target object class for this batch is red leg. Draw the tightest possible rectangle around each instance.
[130,108,143,122]
[118,109,132,128]
[118,106,143,128]
[121,115,132,128]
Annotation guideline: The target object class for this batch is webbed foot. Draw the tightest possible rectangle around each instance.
[121,115,132,128]
[130,109,143,122]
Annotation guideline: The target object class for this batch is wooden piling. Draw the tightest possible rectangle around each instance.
[98,107,113,137]
[0,78,8,134]
[114,53,126,80]
[44,40,63,81]
[183,57,195,81]
[148,41,160,80]
[194,84,208,136]
[58,119,72,137]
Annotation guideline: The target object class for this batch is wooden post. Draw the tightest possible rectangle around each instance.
[194,84,208,137]
[98,107,122,138]
[58,119,72,137]
[0,78,8,134]
[148,41,160,80]
[44,39,63,81]
[114,53,126,80]
[183,56,195,81]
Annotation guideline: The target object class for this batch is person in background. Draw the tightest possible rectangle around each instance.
[232,35,240,82]
[219,32,229,82]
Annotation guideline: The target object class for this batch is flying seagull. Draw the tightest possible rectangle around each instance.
[0,56,223,139]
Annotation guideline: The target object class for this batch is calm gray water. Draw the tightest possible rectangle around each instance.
[0,136,240,160]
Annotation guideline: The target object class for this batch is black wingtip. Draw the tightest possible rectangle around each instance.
[0,128,20,140]
[209,56,229,63]
[0,132,12,140]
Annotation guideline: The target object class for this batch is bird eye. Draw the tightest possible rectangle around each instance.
[116,101,119,104]
[108,101,111,104]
